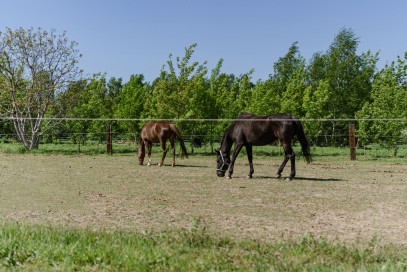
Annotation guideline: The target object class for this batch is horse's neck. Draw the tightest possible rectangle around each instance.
[139,141,146,155]
[220,133,233,155]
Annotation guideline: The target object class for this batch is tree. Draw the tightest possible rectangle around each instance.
[324,28,377,119]
[66,74,120,144]
[357,54,407,156]
[280,59,306,117]
[248,79,281,115]
[0,27,82,150]
[114,74,149,139]
[304,28,378,144]
[146,44,211,134]
[249,42,303,118]
[270,42,304,97]
[302,79,333,143]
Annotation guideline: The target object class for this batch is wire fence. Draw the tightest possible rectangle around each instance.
[1,117,407,122]
[1,118,407,157]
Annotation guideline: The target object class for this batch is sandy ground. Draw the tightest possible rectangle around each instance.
[1,153,406,245]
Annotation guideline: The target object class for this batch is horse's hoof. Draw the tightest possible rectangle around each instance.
[226,176,232,179]
[147,163,151,167]
[172,164,175,167]
[286,177,292,181]
[276,174,281,179]
[158,163,162,167]
[247,175,252,179]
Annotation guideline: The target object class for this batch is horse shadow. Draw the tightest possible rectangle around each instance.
[161,164,208,168]
[240,176,343,182]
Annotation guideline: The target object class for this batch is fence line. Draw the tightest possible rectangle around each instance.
[1,117,407,122]
[1,118,406,150]
[1,132,407,139]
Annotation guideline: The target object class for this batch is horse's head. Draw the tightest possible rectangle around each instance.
[137,148,145,165]
[216,149,230,177]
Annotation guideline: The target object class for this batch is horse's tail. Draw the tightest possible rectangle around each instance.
[170,124,188,158]
[295,119,312,164]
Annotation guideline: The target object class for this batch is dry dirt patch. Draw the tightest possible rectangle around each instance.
[1,153,407,244]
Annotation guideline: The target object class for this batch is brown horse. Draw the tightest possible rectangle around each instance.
[216,113,312,180]
[137,121,188,166]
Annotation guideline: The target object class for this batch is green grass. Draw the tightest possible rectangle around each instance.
[0,141,136,155]
[0,146,406,270]
[0,141,406,161]
[1,222,407,271]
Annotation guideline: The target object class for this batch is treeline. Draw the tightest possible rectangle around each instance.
[1,28,407,151]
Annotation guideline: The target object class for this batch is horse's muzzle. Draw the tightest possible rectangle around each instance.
[217,170,226,177]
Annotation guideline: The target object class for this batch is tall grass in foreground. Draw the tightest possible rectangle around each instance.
[1,223,407,271]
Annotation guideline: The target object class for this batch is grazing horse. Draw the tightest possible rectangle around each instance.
[138,121,188,166]
[216,113,312,180]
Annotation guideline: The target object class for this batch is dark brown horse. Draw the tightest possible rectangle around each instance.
[216,113,312,180]
[138,121,188,166]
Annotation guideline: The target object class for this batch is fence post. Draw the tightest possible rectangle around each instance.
[349,124,356,160]
[191,128,194,155]
[210,121,213,153]
[106,125,112,155]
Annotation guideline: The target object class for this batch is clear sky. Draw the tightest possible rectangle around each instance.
[1,0,407,83]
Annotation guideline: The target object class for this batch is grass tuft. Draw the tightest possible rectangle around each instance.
[1,223,407,271]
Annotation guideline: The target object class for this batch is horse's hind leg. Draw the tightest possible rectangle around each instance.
[276,154,289,179]
[246,145,254,178]
[158,139,168,166]
[277,142,295,180]
[287,145,296,180]
[170,139,175,167]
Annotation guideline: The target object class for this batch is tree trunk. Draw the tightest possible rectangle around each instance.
[12,117,43,150]
[29,135,40,150]
[393,143,398,157]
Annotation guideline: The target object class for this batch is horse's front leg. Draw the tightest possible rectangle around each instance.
[246,145,254,178]
[227,144,243,179]
[276,142,289,178]
[158,139,168,166]
[147,142,153,166]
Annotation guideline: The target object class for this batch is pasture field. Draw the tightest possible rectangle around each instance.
[1,152,407,270]
[1,152,407,243]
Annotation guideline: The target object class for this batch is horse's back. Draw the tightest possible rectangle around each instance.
[230,113,298,145]
[229,113,273,145]
[236,112,297,122]
[141,121,172,143]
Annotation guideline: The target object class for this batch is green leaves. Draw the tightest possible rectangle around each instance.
[115,74,148,133]
[356,55,407,153]
[146,44,211,133]
[0,27,82,150]
[1,28,406,153]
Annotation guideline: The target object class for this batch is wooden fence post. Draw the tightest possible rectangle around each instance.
[191,128,194,155]
[106,125,112,155]
[210,121,213,153]
[349,124,356,160]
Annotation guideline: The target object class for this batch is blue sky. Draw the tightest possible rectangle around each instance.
[1,0,407,82]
